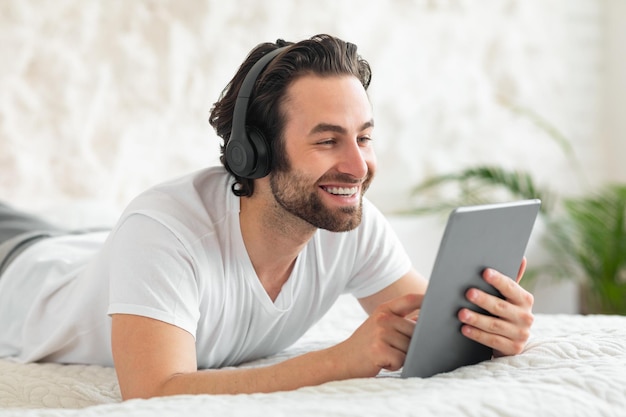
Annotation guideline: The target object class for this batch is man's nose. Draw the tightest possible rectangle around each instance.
[337,140,369,179]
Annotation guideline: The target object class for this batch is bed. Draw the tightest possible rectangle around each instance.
[1,294,625,417]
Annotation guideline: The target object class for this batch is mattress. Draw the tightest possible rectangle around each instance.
[1,295,625,417]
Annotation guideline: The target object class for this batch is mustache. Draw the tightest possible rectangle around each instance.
[317,171,374,196]
[317,172,372,185]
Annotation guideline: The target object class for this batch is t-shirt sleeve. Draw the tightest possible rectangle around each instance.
[106,213,200,338]
[343,200,413,299]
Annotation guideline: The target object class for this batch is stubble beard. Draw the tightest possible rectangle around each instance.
[269,169,372,233]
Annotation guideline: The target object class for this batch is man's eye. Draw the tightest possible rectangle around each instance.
[358,136,372,144]
[318,139,336,145]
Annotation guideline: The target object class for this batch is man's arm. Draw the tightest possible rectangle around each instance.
[111,292,422,399]
[112,262,533,399]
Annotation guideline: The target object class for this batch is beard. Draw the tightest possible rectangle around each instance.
[269,168,373,233]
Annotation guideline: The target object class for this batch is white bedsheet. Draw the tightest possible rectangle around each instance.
[1,295,625,417]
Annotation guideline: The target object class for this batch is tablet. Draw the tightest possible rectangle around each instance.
[400,199,541,378]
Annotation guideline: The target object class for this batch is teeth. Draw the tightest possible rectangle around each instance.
[325,186,358,196]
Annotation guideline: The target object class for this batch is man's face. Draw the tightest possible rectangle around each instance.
[269,75,376,232]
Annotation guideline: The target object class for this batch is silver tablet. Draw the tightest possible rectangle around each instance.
[401,199,541,378]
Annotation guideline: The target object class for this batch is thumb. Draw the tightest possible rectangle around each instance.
[516,257,527,283]
[385,293,423,317]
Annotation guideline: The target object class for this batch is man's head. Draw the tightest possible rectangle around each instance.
[268,73,376,232]
[209,34,372,197]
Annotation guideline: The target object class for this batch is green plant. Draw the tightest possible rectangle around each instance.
[544,185,626,314]
[406,166,552,215]
[406,168,626,315]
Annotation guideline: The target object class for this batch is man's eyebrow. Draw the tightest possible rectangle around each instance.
[309,120,374,135]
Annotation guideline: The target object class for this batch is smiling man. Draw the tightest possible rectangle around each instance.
[0,34,534,399]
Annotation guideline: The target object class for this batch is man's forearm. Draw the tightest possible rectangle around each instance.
[152,344,355,397]
[114,294,422,400]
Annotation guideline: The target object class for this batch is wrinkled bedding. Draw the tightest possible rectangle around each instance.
[1,295,625,417]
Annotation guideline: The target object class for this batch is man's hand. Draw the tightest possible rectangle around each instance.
[331,293,422,378]
[457,258,534,357]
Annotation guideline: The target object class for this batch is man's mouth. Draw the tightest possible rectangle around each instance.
[321,186,359,197]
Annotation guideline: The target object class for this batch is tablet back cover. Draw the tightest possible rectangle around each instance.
[401,199,540,378]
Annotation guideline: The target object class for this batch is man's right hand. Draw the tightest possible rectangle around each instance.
[330,293,422,378]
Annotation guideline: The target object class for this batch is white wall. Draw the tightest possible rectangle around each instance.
[603,0,626,182]
[0,0,611,214]
[0,0,619,313]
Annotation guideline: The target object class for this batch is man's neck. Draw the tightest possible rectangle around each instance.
[239,195,316,302]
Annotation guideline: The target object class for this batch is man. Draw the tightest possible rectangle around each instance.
[0,34,533,399]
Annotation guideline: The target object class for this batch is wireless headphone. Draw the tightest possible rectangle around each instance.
[226,46,287,179]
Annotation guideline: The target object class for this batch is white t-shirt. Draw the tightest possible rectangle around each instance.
[0,167,412,368]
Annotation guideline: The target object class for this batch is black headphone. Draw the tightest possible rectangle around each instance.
[226,46,287,179]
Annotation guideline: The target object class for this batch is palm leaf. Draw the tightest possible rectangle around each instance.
[541,184,626,314]
[405,166,551,215]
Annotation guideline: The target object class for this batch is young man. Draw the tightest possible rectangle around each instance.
[0,34,533,399]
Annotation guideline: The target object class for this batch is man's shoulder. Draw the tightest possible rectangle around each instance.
[127,166,232,210]
[148,166,231,197]
[115,166,235,237]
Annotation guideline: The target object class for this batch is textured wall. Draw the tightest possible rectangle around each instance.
[0,0,611,221]
[603,0,626,182]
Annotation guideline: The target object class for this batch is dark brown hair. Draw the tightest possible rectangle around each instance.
[209,34,372,197]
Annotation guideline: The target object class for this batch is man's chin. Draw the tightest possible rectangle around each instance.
[332,222,361,233]
[316,209,363,233]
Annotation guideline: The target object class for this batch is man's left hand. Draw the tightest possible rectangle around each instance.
[457,258,534,357]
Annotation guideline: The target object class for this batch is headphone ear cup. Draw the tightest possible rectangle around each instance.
[225,136,254,179]
[245,126,271,179]
[225,126,271,179]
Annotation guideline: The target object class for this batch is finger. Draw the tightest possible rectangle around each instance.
[385,293,424,318]
[516,257,527,283]
[482,268,532,308]
[467,286,532,327]
[460,309,530,356]
[379,348,408,372]
[365,311,415,366]
[382,325,414,353]
[458,307,528,342]
[460,322,527,356]
[371,297,418,338]
[384,314,416,339]
[405,310,420,322]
